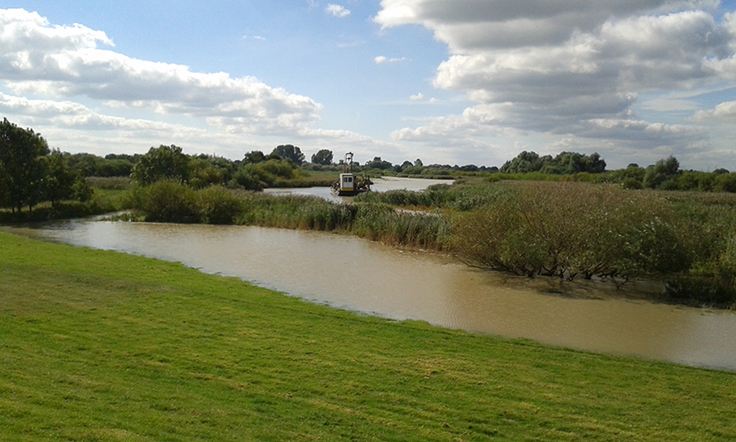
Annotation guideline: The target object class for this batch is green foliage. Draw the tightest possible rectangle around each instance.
[231,159,305,190]
[271,144,305,165]
[232,168,264,191]
[242,150,267,164]
[452,182,690,281]
[189,156,233,189]
[363,156,394,170]
[0,118,50,212]
[126,180,198,223]
[643,156,680,189]
[42,150,78,206]
[501,151,606,174]
[714,173,736,193]
[131,144,190,186]
[196,185,244,224]
[311,148,333,165]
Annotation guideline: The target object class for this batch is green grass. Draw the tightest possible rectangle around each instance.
[2,231,736,441]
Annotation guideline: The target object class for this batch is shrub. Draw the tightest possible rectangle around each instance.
[451,182,689,281]
[127,180,198,223]
[197,186,243,224]
[714,173,736,193]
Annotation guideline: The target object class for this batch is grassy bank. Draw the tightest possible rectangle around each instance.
[2,231,736,441]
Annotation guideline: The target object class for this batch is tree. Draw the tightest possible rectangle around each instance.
[714,173,736,193]
[364,156,393,170]
[500,151,541,173]
[43,150,77,206]
[0,118,49,212]
[242,150,266,164]
[271,144,305,165]
[131,145,190,186]
[311,149,333,165]
[414,158,423,168]
[644,156,680,189]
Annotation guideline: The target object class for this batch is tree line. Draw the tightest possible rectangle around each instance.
[4,117,736,213]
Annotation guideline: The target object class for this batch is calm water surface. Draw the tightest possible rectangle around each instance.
[264,176,454,202]
[10,220,736,371]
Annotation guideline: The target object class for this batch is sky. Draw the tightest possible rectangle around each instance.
[1,1,736,170]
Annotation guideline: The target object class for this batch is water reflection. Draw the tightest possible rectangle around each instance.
[12,220,736,371]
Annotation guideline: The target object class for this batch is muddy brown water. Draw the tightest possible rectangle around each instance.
[8,219,736,371]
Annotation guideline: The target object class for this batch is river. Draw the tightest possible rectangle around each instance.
[8,218,736,372]
[6,177,736,371]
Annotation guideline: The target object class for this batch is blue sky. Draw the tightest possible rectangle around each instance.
[1,1,736,170]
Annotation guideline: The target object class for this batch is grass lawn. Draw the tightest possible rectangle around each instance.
[1,231,735,441]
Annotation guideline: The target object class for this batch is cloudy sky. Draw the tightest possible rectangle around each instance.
[1,1,736,170]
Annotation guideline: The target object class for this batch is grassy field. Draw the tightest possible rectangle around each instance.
[2,231,736,441]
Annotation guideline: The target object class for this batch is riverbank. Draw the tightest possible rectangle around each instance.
[2,231,735,441]
[119,179,736,308]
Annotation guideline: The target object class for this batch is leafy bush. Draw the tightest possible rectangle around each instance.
[451,182,689,281]
[196,186,244,224]
[127,180,198,223]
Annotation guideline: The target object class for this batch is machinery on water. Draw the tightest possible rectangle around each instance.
[331,152,372,196]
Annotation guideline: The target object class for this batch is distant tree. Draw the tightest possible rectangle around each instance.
[105,153,141,163]
[644,156,680,189]
[94,158,134,177]
[586,153,606,173]
[271,144,305,165]
[311,149,333,165]
[502,150,606,174]
[67,153,102,176]
[243,150,266,164]
[131,145,190,186]
[189,158,225,189]
[414,158,424,168]
[42,150,77,206]
[0,118,49,212]
[364,156,393,170]
[714,173,736,193]
[500,151,541,173]
[400,160,413,169]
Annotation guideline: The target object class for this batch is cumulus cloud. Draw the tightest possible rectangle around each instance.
[0,92,207,135]
[409,93,424,101]
[0,8,321,137]
[326,4,350,18]
[376,0,735,162]
[692,100,736,122]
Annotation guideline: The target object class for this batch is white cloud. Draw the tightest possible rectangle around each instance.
[409,93,424,101]
[374,55,407,64]
[326,4,350,18]
[0,8,321,137]
[692,100,736,122]
[376,0,735,166]
[0,92,208,135]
